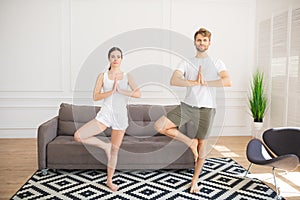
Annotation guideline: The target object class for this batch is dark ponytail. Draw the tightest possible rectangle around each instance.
[108,47,123,71]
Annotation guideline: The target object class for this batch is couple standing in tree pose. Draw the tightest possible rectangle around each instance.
[74,27,232,193]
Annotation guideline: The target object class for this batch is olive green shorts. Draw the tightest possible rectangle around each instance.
[167,102,216,139]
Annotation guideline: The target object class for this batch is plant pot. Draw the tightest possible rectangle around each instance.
[252,122,263,139]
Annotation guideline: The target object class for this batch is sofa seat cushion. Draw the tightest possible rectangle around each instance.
[47,135,194,170]
[120,135,175,153]
[118,136,194,168]
[47,136,107,167]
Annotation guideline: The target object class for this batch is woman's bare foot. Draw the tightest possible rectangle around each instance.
[106,181,119,192]
[190,139,199,162]
[190,182,200,193]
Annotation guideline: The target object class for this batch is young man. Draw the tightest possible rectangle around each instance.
[154,28,231,193]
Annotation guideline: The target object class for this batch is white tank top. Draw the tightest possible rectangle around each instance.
[102,71,129,113]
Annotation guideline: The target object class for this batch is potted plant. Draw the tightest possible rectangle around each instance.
[248,70,267,137]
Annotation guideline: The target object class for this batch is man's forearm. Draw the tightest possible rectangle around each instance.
[170,78,198,87]
[170,70,199,87]
[206,77,231,87]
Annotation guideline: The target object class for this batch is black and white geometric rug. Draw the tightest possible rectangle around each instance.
[11,158,281,200]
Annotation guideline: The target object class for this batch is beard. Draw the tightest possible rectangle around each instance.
[196,46,208,53]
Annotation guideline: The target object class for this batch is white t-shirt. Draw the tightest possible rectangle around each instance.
[176,56,227,108]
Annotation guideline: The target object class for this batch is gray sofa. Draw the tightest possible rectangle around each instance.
[38,103,195,173]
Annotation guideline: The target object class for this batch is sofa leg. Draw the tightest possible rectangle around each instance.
[41,168,48,175]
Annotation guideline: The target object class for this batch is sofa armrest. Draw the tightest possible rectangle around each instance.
[37,116,58,170]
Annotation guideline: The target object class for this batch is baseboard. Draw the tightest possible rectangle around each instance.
[0,128,37,138]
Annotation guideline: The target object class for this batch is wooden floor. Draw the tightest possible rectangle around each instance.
[0,136,299,200]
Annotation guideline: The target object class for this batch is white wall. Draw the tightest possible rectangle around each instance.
[0,0,256,138]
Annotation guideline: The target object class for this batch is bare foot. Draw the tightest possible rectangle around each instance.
[107,181,119,192]
[190,139,199,162]
[190,182,200,193]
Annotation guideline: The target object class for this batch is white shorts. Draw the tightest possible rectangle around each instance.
[95,107,128,130]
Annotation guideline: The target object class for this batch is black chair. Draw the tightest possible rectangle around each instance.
[245,127,300,199]
[263,127,300,159]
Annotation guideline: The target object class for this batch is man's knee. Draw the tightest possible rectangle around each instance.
[154,116,168,133]
[197,139,206,158]
[197,139,206,145]
[154,116,178,138]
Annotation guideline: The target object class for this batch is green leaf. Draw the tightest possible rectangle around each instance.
[248,70,267,122]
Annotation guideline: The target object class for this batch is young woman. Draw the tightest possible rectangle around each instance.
[74,47,141,192]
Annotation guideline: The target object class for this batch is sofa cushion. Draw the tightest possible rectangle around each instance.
[47,135,194,170]
[57,103,185,137]
[128,104,176,121]
[47,136,107,168]
[126,104,185,137]
[118,135,194,169]
[58,103,101,136]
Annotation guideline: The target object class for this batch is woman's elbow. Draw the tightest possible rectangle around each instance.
[135,90,141,98]
[93,93,101,101]
[93,94,97,101]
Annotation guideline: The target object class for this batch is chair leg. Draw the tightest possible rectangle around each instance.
[272,167,282,200]
[244,163,253,177]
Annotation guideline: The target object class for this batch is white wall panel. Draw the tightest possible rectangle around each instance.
[0,107,58,138]
[0,0,256,137]
[0,0,63,91]
[0,107,58,128]
[70,0,165,92]
[0,129,37,138]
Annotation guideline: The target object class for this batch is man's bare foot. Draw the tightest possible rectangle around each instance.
[190,182,200,193]
[106,181,119,192]
[190,139,199,162]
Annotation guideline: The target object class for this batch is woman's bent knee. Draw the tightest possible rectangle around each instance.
[111,146,119,155]
[74,131,82,142]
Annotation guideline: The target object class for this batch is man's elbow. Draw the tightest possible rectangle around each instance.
[225,82,232,87]
[170,79,176,86]
[224,79,232,87]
